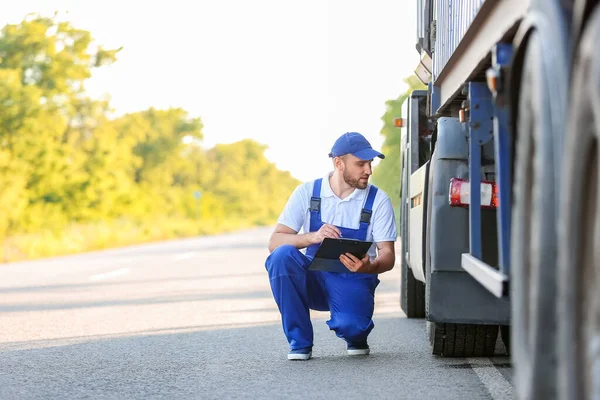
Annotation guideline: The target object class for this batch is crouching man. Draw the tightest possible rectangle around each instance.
[265,132,397,360]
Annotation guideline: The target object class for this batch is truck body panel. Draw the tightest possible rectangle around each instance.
[425,118,509,325]
[408,163,428,283]
[428,270,510,324]
[421,0,530,113]
[432,0,487,82]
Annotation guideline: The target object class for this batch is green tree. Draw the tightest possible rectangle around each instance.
[105,108,204,218]
[0,69,37,237]
[0,14,120,233]
[0,14,300,261]
[0,14,119,100]
[204,139,299,225]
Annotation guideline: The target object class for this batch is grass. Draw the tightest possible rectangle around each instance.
[0,216,264,263]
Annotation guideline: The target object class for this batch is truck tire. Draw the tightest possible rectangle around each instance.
[557,7,600,400]
[425,257,498,357]
[400,141,426,318]
[424,150,497,356]
[401,256,425,318]
[427,321,498,357]
[511,30,560,399]
[500,325,511,355]
[425,266,498,356]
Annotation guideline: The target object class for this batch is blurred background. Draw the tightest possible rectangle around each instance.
[0,0,424,262]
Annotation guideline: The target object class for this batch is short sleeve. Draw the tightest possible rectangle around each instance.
[371,194,397,242]
[277,183,309,232]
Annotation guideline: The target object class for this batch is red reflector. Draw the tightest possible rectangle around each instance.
[449,178,498,209]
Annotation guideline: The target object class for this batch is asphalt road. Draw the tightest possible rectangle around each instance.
[0,227,512,399]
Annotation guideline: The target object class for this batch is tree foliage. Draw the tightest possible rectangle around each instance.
[0,14,298,259]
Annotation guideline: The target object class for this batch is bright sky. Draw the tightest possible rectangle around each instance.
[3,0,419,182]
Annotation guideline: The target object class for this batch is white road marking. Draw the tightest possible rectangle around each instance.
[468,358,513,400]
[89,268,131,281]
[174,252,195,261]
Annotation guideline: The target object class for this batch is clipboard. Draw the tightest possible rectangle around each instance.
[308,238,373,273]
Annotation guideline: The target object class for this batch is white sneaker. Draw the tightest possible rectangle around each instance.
[347,343,370,356]
[288,347,312,360]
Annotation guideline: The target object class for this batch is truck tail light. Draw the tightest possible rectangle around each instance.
[449,178,498,209]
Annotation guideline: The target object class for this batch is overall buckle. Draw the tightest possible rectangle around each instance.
[360,209,372,224]
[310,197,321,212]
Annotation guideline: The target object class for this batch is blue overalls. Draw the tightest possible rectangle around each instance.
[265,178,380,350]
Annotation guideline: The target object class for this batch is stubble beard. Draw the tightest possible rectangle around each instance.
[343,169,369,190]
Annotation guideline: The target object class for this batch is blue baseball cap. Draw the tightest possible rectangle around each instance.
[328,132,385,160]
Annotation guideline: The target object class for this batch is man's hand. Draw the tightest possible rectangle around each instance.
[341,242,395,274]
[339,252,373,274]
[309,224,342,244]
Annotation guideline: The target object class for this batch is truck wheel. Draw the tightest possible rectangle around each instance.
[500,325,510,355]
[400,142,425,318]
[558,7,600,399]
[427,322,498,357]
[400,256,425,318]
[511,30,559,399]
[425,254,498,357]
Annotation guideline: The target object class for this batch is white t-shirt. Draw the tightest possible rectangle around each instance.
[277,173,397,259]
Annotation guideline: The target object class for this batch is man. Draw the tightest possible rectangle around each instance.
[265,132,397,361]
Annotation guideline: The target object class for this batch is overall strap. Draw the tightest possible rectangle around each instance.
[309,178,323,232]
[357,185,378,240]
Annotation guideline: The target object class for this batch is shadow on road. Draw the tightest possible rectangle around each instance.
[0,316,511,400]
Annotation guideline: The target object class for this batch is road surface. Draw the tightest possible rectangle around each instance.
[0,227,512,399]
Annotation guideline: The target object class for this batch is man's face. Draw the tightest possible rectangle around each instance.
[339,154,373,189]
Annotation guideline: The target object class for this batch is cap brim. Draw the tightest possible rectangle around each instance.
[352,148,385,160]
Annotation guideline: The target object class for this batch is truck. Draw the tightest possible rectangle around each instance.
[399,0,600,399]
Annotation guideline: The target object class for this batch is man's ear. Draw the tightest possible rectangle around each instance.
[333,156,345,171]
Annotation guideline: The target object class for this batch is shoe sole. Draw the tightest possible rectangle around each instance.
[288,352,312,360]
[347,349,370,356]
